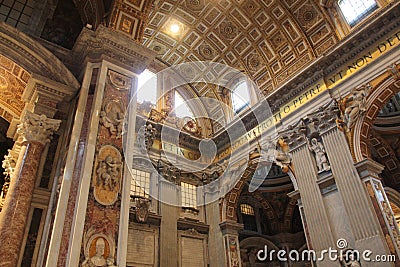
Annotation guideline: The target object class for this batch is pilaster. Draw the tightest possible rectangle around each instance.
[220,220,243,267]
[309,102,393,266]
[0,112,60,267]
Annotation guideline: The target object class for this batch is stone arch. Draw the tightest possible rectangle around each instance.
[224,158,298,222]
[385,187,400,208]
[282,197,298,233]
[238,192,280,234]
[0,54,30,121]
[352,72,400,162]
[0,22,80,90]
[239,236,280,252]
[370,130,400,188]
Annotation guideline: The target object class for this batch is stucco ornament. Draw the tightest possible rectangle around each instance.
[93,145,122,205]
[100,100,124,139]
[17,111,61,144]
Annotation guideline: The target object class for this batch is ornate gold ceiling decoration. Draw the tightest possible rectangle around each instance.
[142,0,338,95]
[108,0,155,41]
[0,55,30,121]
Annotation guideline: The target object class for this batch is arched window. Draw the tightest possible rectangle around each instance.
[174,91,194,118]
[338,0,378,27]
[240,203,257,231]
[137,69,157,104]
[232,82,250,114]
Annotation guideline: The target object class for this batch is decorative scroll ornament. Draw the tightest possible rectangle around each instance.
[337,84,371,132]
[17,111,61,144]
[307,137,331,173]
[99,100,124,139]
[94,145,122,205]
[134,197,151,223]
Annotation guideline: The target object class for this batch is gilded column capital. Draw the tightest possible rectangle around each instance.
[307,100,341,133]
[17,111,61,144]
[278,120,308,150]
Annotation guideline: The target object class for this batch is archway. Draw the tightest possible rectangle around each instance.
[225,161,307,267]
[352,66,400,161]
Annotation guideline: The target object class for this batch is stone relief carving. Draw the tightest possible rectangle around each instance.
[82,230,115,267]
[93,145,122,206]
[108,70,131,90]
[134,197,151,223]
[337,84,371,132]
[17,111,61,144]
[96,156,121,191]
[307,138,331,173]
[100,100,124,139]
[278,106,336,174]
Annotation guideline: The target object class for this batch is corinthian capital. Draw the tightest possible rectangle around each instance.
[17,111,61,144]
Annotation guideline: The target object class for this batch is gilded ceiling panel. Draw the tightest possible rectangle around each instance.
[0,55,30,121]
[142,0,338,95]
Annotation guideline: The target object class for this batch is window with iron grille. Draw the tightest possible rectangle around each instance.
[130,169,151,198]
[0,0,34,29]
[181,182,197,208]
[338,0,378,27]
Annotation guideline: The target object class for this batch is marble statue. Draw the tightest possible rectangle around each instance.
[342,84,370,131]
[99,101,124,139]
[308,138,330,173]
[275,139,292,173]
[82,237,107,267]
[91,237,107,266]
[96,156,121,191]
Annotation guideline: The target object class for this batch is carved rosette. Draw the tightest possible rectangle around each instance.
[17,111,61,144]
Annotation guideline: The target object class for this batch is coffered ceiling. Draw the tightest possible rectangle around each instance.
[74,0,339,95]
[142,0,339,95]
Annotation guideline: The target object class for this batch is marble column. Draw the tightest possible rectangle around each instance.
[220,220,243,267]
[303,101,393,266]
[321,127,392,265]
[356,159,400,259]
[285,137,338,267]
[0,112,60,267]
